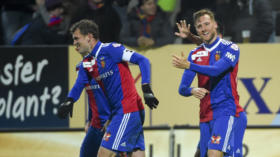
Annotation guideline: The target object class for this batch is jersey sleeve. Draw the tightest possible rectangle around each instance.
[68,64,89,102]
[129,53,151,84]
[179,52,196,96]
[106,43,126,63]
[108,43,151,84]
[189,44,240,77]
[223,43,240,67]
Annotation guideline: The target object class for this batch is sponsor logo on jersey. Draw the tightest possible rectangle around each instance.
[96,70,114,81]
[120,142,126,147]
[191,50,208,61]
[225,52,236,62]
[103,132,111,141]
[211,135,221,144]
[85,84,100,90]
[227,145,231,151]
[83,59,96,67]
[236,148,241,154]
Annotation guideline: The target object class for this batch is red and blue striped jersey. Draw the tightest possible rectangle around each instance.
[179,37,244,122]
[88,41,147,114]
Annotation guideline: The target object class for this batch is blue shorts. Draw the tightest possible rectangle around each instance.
[230,112,247,157]
[198,112,247,157]
[101,111,145,152]
[200,115,237,156]
[80,126,104,157]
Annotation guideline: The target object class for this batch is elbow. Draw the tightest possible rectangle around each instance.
[134,54,150,65]
[179,87,189,97]
[143,56,150,65]
[208,68,223,77]
[209,71,221,77]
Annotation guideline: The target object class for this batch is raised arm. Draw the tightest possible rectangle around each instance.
[175,20,203,45]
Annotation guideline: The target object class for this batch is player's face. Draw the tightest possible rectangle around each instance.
[195,14,218,44]
[72,29,91,56]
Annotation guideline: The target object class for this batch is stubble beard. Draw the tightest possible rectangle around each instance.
[204,32,216,44]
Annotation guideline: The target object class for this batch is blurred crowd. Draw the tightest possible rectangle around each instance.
[0,0,279,47]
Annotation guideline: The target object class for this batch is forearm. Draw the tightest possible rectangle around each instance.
[68,68,88,101]
[68,81,84,102]
[187,33,203,45]
[190,59,231,77]
[130,53,151,84]
[178,69,195,96]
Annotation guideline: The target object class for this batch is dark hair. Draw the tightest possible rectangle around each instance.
[70,19,99,40]
[193,9,216,25]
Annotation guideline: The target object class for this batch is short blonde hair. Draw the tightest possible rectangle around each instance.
[193,9,216,25]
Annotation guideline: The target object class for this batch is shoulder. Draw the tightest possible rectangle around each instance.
[220,39,240,62]
[220,39,239,51]
[101,42,124,50]
[75,61,82,71]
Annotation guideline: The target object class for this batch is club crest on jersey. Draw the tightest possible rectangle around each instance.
[211,135,221,144]
[103,132,111,141]
[191,50,208,61]
[99,57,105,68]
[112,43,121,47]
[215,51,221,61]
[101,60,105,68]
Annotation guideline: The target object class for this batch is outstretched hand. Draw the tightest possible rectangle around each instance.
[172,51,190,69]
[174,20,191,39]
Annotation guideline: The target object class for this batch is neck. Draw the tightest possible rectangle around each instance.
[90,40,98,52]
[81,53,87,57]
[204,33,218,45]
[81,40,98,57]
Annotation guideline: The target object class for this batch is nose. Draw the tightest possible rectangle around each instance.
[201,25,206,32]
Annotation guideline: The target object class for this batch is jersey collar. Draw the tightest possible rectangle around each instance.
[90,41,102,57]
[203,37,221,52]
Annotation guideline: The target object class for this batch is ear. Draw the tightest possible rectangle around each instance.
[87,33,94,42]
[214,21,218,29]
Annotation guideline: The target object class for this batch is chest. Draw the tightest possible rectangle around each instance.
[192,48,224,65]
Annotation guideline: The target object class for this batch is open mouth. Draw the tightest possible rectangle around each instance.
[75,44,80,51]
[203,32,209,37]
